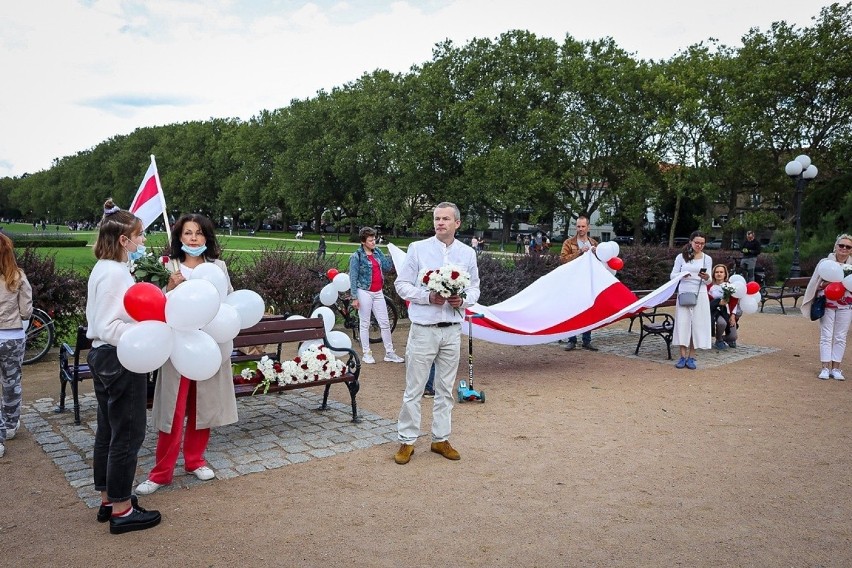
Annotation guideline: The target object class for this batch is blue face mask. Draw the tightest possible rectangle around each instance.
[181,244,207,257]
[127,243,146,262]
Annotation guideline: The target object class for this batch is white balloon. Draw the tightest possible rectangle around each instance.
[165,279,220,331]
[818,260,844,283]
[218,339,234,366]
[325,330,352,356]
[844,273,852,293]
[286,314,306,320]
[117,321,173,374]
[739,293,760,314]
[224,289,266,329]
[189,263,229,300]
[319,283,338,306]
[332,273,351,293]
[298,339,324,356]
[595,241,617,263]
[732,281,747,299]
[728,274,746,286]
[170,330,221,381]
[201,303,242,342]
[310,306,336,332]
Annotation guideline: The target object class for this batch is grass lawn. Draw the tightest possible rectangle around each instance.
[3,222,419,275]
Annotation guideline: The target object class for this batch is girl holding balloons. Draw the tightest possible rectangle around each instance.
[801,233,852,381]
[136,214,238,495]
[85,199,161,533]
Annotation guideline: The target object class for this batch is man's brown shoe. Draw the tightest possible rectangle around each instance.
[394,444,414,464]
[430,440,461,460]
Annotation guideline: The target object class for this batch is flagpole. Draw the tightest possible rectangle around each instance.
[149,154,179,272]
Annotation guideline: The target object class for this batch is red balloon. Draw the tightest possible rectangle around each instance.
[607,257,624,271]
[825,282,846,301]
[326,268,339,281]
[746,281,761,295]
[123,282,167,322]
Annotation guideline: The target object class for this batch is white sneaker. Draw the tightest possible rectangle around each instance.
[384,352,404,363]
[362,351,375,364]
[0,443,5,458]
[818,368,831,380]
[832,369,845,381]
[188,466,215,481]
[135,479,164,495]
[6,420,20,440]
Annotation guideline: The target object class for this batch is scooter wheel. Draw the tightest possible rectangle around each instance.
[479,390,485,403]
[457,392,464,403]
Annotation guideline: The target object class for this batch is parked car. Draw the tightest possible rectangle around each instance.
[705,239,740,250]
[612,236,634,245]
[288,223,306,232]
[764,242,781,252]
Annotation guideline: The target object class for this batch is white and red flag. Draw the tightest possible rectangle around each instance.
[129,155,169,232]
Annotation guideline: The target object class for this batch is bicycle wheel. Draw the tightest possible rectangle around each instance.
[24,311,54,365]
[367,298,399,344]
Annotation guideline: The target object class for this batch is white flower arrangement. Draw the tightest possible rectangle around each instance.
[242,346,347,395]
[720,282,737,301]
[419,265,471,316]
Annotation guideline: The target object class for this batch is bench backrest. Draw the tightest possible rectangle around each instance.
[232,316,327,348]
[72,326,93,364]
[783,277,811,290]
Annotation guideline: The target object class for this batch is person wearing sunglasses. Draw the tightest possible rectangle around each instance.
[801,233,852,380]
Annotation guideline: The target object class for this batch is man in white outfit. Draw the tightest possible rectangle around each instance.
[393,202,480,465]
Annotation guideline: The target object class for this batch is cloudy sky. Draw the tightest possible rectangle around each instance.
[0,0,833,178]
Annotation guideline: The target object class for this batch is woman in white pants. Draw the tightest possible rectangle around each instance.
[801,233,852,380]
[348,227,404,364]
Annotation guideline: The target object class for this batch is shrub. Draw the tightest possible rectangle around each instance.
[15,247,87,343]
[477,253,562,305]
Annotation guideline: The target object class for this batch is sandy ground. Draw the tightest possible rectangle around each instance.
[1,307,850,568]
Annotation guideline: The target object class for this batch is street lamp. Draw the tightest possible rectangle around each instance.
[785,154,818,278]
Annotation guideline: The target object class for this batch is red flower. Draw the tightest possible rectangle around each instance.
[160,255,170,265]
[451,270,460,279]
[317,353,327,361]
[422,270,433,284]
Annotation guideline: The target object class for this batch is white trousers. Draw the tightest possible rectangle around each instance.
[356,289,394,354]
[397,323,461,444]
[819,307,852,363]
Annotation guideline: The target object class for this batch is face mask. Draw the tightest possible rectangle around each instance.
[126,243,146,262]
[181,244,208,257]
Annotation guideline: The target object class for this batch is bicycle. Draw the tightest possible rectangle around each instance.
[310,271,398,344]
[24,307,55,365]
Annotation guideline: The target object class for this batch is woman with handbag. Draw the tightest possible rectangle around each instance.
[800,233,852,380]
[670,231,712,369]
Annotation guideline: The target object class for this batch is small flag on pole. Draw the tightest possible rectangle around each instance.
[129,155,170,232]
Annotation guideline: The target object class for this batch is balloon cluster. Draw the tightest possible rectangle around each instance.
[817,261,852,301]
[307,268,355,354]
[726,274,762,314]
[594,241,625,274]
[118,264,266,381]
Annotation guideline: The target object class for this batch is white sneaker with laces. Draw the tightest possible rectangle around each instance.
[818,367,831,380]
[0,443,5,458]
[384,352,404,363]
[135,479,164,495]
[362,351,375,364]
[6,420,20,440]
[188,466,215,481]
[832,369,845,381]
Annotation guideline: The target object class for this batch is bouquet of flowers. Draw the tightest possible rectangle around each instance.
[419,265,471,316]
[241,346,347,395]
[842,264,852,278]
[130,253,172,288]
[720,282,737,301]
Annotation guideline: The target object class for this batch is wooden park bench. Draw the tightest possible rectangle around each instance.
[760,276,810,314]
[629,290,677,360]
[57,316,361,425]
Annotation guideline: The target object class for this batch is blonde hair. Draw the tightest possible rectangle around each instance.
[94,198,142,261]
[711,263,729,284]
[835,233,852,246]
[0,233,23,292]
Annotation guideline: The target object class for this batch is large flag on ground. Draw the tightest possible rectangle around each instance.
[386,243,683,346]
[129,155,167,230]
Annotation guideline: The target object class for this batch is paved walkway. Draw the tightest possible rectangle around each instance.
[21,389,397,509]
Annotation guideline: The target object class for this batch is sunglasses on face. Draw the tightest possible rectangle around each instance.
[837,243,852,250]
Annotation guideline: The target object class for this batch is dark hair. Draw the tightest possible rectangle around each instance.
[94,198,142,261]
[359,226,377,243]
[169,214,221,261]
[681,230,707,262]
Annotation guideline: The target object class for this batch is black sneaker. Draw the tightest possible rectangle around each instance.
[109,506,161,534]
[97,495,140,523]
[423,388,435,398]
[581,343,599,352]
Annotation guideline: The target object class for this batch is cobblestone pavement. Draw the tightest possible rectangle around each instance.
[21,389,397,509]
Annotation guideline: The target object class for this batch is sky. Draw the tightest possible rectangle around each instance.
[0,0,836,178]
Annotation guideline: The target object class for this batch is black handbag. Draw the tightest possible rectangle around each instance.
[810,295,827,321]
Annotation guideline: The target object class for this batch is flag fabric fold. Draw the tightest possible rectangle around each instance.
[129,156,167,231]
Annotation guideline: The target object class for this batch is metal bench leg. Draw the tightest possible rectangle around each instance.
[56,375,68,413]
[345,380,360,422]
[72,379,81,425]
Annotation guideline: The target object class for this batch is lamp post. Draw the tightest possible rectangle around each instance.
[784,154,818,278]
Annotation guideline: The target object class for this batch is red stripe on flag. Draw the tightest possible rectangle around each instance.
[131,176,158,211]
